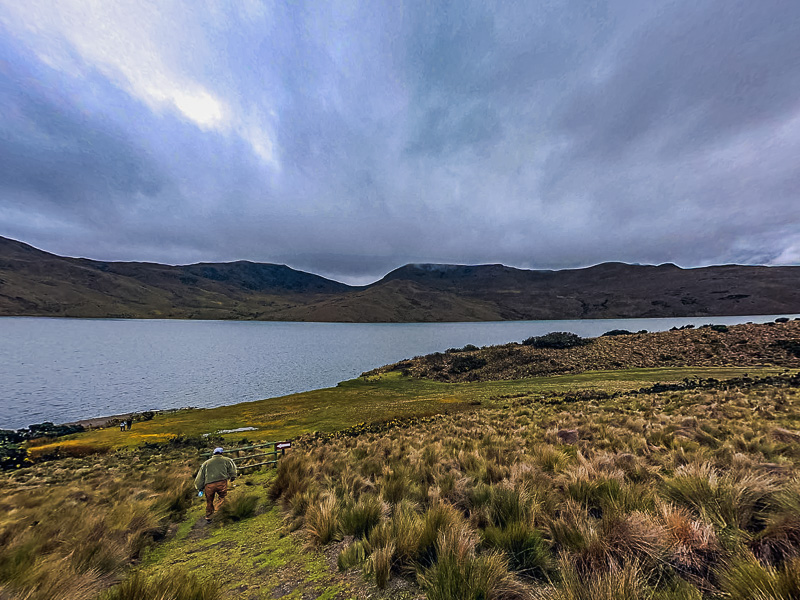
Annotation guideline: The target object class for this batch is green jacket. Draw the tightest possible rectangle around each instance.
[195,455,237,490]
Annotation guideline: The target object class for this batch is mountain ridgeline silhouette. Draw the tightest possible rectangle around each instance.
[1,236,798,321]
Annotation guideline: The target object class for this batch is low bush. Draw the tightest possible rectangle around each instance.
[0,443,28,471]
[602,329,633,337]
[450,355,488,374]
[774,339,800,358]
[446,344,480,354]
[521,332,590,349]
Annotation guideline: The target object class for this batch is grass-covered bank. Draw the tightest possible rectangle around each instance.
[3,318,800,599]
[27,366,786,458]
[370,321,800,382]
[272,374,800,599]
[0,447,198,599]
[2,369,799,599]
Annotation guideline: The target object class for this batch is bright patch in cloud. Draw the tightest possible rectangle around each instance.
[171,89,226,130]
[0,0,275,165]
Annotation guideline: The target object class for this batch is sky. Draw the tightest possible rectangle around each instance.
[1,1,799,285]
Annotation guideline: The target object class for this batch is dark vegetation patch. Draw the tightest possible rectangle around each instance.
[773,339,800,358]
[522,332,591,349]
[368,321,800,383]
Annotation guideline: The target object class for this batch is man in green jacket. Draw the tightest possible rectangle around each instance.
[195,447,237,522]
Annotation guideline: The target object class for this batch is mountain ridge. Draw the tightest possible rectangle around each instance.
[1,235,799,321]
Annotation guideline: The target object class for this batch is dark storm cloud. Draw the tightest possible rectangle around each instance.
[1,0,799,282]
[0,36,166,210]
[557,1,800,161]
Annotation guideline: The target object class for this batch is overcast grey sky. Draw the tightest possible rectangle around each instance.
[1,1,799,284]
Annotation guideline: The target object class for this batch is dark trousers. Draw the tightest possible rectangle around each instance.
[204,479,228,518]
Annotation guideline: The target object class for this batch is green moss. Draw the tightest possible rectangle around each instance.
[138,472,355,598]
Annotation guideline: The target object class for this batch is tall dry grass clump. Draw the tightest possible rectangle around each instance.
[99,568,221,600]
[271,378,800,597]
[0,449,196,600]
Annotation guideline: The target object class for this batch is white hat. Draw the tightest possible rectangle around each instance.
[213,447,224,454]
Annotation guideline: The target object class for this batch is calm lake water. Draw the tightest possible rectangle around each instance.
[1,314,797,429]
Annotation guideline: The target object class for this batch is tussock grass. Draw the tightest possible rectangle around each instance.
[305,492,342,545]
[719,557,800,600]
[217,493,260,523]
[0,449,196,599]
[270,376,800,597]
[100,568,221,600]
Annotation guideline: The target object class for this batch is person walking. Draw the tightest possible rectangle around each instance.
[195,447,237,522]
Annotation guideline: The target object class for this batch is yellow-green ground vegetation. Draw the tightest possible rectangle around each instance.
[2,320,800,599]
[272,374,800,599]
[28,366,785,457]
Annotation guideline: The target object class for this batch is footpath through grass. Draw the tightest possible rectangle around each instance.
[137,469,362,600]
[36,366,787,455]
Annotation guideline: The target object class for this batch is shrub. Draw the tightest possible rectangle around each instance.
[773,339,800,358]
[446,344,480,353]
[602,329,633,337]
[450,355,488,374]
[0,443,28,471]
[522,332,590,349]
[775,317,790,323]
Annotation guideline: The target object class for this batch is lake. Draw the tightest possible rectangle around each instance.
[1,314,797,429]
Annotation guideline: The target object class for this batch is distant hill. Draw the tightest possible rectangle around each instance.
[1,236,799,321]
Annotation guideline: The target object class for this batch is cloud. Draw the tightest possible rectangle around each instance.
[0,0,277,166]
[0,0,799,284]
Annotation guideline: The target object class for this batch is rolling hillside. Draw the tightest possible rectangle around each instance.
[1,236,800,321]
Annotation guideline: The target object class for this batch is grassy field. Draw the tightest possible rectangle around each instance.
[30,366,786,458]
[2,363,799,600]
[272,373,800,599]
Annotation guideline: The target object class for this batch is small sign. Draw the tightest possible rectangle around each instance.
[276,441,291,449]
